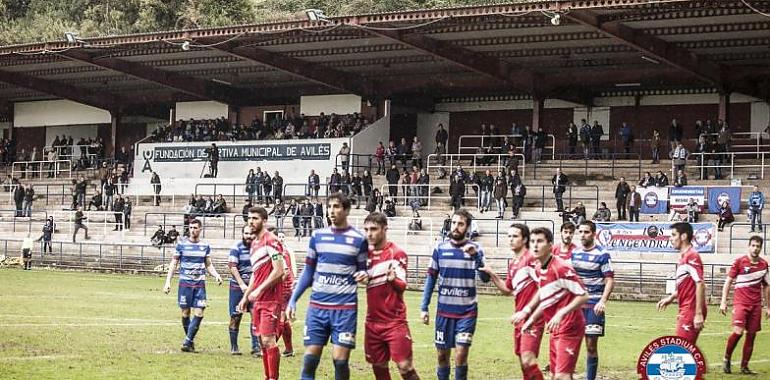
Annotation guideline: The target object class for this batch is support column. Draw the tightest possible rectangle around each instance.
[109,111,120,158]
[532,97,545,131]
[718,92,730,125]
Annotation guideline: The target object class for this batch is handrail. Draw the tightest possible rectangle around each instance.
[458,134,556,160]
[426,153,526,178]
[531,153,641,180]
[52,210,124,237]
[379,183,479,209]
[334,153,374,173]
[144,212,240,240]
[729,223,770,256]
[0,209,48,234]
[690,152,768,179]
[11,160,72,179]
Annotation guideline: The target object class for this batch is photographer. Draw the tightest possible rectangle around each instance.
[206,143,219,178]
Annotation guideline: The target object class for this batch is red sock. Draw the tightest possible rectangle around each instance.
[261,348,270,380]
[741,332,756,368]
[373,365,392,380]
[267,345,281,380]
[401,369,420,380]
[282,320,293,352]
[523,364,544,380]
[725,332,742,361]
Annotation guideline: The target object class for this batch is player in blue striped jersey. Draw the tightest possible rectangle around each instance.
[163,218,223,352]
[287,193,369,380]
[571,220,614,380]
[421,209,490,380]
[227,225,261,356]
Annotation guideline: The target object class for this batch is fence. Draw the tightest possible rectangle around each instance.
[11,160,72,179]
[530,153,641,180]
[426,153,526,177]
[457,134,556,160]
[144,212,241,240]
[0,209,48,234]
[690,151,769,179]
[52,210,124,237]
[379,183,480,209]
[335,153,374,173]
[729,223,770,256]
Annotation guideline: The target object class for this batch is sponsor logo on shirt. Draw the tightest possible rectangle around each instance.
[440,288,470,297]
[317,275,347,286]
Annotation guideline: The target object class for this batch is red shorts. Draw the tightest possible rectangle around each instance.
[514,323,544,357]
[733,304,762,333]
[365,321,413,364]
[548,327,584,375]
[251,302,281,337]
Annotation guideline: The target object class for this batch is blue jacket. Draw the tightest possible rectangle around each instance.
[749,191,765,210]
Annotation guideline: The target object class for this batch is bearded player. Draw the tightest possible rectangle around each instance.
[657,222,707,344]
[481,223,544,380]
[518,228,588,380]
[238,207,285,380]
[552,222,576,262]
[228,225,261,356]
[276,230,296,357]
[719,236,770,375]
[363,212,420,380]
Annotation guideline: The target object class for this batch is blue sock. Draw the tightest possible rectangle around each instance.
[587,356,598,380]
[301,354,321,380]
[228,328,238,351]
[333,359,350,380]
[182,316,190,335]
[455,364,468,380]
[251,328,261,352]
[437,366,450,380]
[184,316,203,344]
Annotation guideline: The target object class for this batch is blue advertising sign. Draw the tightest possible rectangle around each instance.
[707,187,742,213]
[637,187,668,214]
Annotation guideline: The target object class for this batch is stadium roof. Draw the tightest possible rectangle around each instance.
[0,0,769,118]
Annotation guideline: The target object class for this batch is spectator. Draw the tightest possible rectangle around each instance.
[399,171,410,206]
[579,119,591,158]
[385,164,399,198]
[671,142,688,174]
[245,169,257,202]
[748,185,764,232]
[365,188,383,213]
[341,171,351,196]
[13,182,24,217]
[478,169,493,213]
[386,140,397,167]
[493,170,508,219]
[717,122,731,152]
[22,185,34,217]
[686,198,699,223]
[288,199,300,237]
[524,125,534,161]
[718,200,735,232]
[300,199,313,237]
[307,169,320,200]
[113,195,125,231]
[411,136,423,168]
[551,168,568,212]
[241,200,252,222]
[69,179,78,210]
[533,127,546,163]
[272,171,283,203]
[615,177,631,220]
[674,170,688,187]
[103,178,116,211]
[362,170,373,204]
[651,129,661,164]
[328,168,341,194]
[263,171,273,207]
[72,206,89,242]
[374,142,385,175]
[212,194,227,214]
[563,202,587,225]
[669,118,683,150]
[592,202,612,222]
[268,200,286,232]
[567,121,578,155]
[619,122,633,154]
[639,172,654,188]
[254,168,264,203]
[655,170,670,187]
[695,135,708,180]
[351,171,363,209]
[627,185,642,222]
[39,217,54,255]
[150,171,161,206]
[166,225,180,244]
[707,146,723,180]
[591,120,603,158]
[436,124,448,154]
[511,181,526,219]
[124,198,132,230]
[151,225,166,247]
[313,199,324,230]
[88,190,104,211]
[207,143,219,178]
[383,197,396,217]
[339,142,351,172]
[397,137,410,168]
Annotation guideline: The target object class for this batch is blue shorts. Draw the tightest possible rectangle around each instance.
[228,287,250,316]
[178,286,207,309]
[583,306,605,337]
[303,307,357,349]
[434,315,477,350]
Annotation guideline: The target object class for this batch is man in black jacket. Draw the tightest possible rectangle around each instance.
[551,168,568,212]
[307,170,320,201]
[614,177,631,220]
[272,171,283,203]
[150,172,161,206]
[328,168,341,194]
[385,164,400,198]
[435,124,448,154]
[88,190,104,211]
[13,183,24,217]
[511,182,527,219]
[113,195,125,231]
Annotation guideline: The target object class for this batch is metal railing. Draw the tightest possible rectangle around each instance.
[335,153,374,173]
[0,209,48,234]
[379,183,480,209]
[729,223,770,256]
[143,212,242,240]
[426,153,526,178]
[690,152,769,179]
[531,153,641,180]
[11,160,72,179]
[457,134,556,160]
[51,210,124,237]
[282,183,352,199]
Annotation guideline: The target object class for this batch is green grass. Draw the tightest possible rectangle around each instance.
[0,269,768,379]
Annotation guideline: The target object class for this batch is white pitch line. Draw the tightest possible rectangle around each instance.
[0,321,230,327]
[0,354,80,362]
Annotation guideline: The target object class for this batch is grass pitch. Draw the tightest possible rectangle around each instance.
[0,269,768,379]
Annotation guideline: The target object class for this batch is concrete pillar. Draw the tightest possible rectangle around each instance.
[110,111,120,157]
[532,97,545,131]
[718,92,730,125]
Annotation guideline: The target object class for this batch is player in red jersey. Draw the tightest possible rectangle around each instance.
[657,222,707,344]
[239,207,286,380]
[363,213,420,380]
[719,236,770,375]
[274,229,296,357]
[481,223,544,380]
[517,227,588,380]
[551,222,576,262]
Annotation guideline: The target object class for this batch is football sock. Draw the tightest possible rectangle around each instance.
[401,369,420,380]
[436,366,450,380]
[182,316,190,335]
[266,346,281,380]
[454,364,468,380]
[184,316,203,344]
[523,364,544,380]
[251,326,261,352]
[373,365,392,380]
[725,332,742,361]
[586,356,598,380]
[262,348,270,377]
[282,320,293,352]
[333,359,350,380]
[741,332,756,368]
[229,328,239,351]
[301,354,320,380]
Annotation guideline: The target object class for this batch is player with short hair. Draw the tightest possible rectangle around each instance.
[238,206,286,380]
[163,218,223,352]
[363,212,420,380]
[227,225,261,356]
[552,222,576,262]
[421,209,490,380]
[657,222,707,343]
[275,230,297,357]
[571,221,614,380]
[287,192,369,380]
[518,227,588,380]
[719,236,770,375]
[481,223,544,380]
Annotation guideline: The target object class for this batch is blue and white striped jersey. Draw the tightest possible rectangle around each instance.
[174,239,211,288]
[570,244,613,305]
[227,241,251,289]
[306,226,368,310]
[426,240,486,318]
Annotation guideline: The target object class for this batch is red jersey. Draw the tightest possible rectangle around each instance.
[281,247,296,300]
[505,250,539,313]
[552,243,575,262]
[676,247,705,315]
[366,242,408,324]
[728,255,770,306]
[250,231,284,304]
[535,256,587,335]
